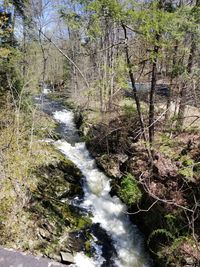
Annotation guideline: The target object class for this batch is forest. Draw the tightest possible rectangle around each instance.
[0,0,200,267]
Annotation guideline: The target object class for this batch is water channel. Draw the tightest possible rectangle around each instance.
[40,95,152,267]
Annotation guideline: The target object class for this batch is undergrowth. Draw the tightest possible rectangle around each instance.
[0,95,61,248]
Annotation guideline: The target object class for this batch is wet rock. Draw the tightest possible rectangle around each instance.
[74,110,83,129]
[91,223,117,267]
[60,251,75,264]
[96,154,121,178]
[67,231,88,252]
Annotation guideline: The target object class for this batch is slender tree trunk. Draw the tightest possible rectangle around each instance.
[10,7,16,46]
[176,0,199,130]
[176,39,196,129]
[72,41,78,97]
[99,37,104,111]
[22,18,27,82]
[122,24,150,148]
[149,34,160,144]
[108,27,115,110]
[39,31,47,87]
[165,42,178,122]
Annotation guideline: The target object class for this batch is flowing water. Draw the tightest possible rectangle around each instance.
[40,96,152,267]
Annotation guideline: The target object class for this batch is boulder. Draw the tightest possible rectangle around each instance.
[60,251,75,265]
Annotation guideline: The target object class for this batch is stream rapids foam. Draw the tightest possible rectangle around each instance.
[53,109,151,267]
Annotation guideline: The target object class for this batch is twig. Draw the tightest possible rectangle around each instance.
[125,200,159,215]
[135,107,169,139]
[140,178,194,213]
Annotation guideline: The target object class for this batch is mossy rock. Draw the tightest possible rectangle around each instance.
[29,158,84,227]
[34,158,83,199]
[23,157,93,256]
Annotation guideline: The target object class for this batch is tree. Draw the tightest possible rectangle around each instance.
[176,0,200,129]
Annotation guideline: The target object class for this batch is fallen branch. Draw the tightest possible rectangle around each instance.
[125,200,159,215]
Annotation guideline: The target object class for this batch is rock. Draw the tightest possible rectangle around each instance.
[67,231,88,252]
[91,223,117,265]
[109,165,121,177]
[153,152,178,178]
[185,257,194,265]
[117,154,128,164]
[60,251,75,264]
[48,253,62,263]
[74,111,83,129]
[38,228,51,241]
[96,154,121,178]
[82,124,92,136]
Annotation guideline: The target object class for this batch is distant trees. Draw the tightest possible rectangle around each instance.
[0,1,199,266]
[56,0,199,145]
[2,0,198,142]
[176,0,200,129]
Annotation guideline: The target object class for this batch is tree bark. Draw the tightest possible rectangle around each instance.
[22,17,27,82]
[149,34,160,144]
[176,0,199,130]
[122,24,150,148]
[165,42,178,122]
[176,39,196,129]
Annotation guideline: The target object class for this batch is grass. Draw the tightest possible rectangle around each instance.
[0,99,92,256]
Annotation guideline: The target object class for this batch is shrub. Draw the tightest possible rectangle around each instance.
[122,104,137,118]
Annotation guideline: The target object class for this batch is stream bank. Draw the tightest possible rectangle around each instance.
[0,92,153,267]
[0,97,96,265]
[50,99,152,267]
[67,98,200,267]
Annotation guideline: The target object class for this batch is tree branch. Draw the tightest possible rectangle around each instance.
[39,30,90,89]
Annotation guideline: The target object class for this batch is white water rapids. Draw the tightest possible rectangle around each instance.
[53,109,151,267]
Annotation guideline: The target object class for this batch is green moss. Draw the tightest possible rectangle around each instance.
[84,240,92,257]
[80,135,91,144]
[76,217,92,230]
[119,174,142,206]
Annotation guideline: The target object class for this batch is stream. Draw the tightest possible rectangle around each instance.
[39,94,152,267]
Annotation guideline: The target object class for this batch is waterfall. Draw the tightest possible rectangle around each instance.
[53,109,151,267]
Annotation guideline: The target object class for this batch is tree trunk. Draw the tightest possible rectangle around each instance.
[149,35,160,144]
[165,42,178,122]
[176,0,199,130]
[22,18,27,82]
[10,7,16,46]
[39,31,47,88]
[176,39,196,129]
[122,24,149,146]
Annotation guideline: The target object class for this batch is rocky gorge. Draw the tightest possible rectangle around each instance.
[72,100,200,267]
